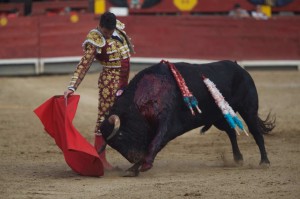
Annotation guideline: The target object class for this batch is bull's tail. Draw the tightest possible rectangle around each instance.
[257,112,276,134]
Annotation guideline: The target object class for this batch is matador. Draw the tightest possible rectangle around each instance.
[64,12,134,169]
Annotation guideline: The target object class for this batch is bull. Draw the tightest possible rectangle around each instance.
[99,60,275,177]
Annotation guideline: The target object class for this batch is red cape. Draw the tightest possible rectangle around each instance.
[34,95,103,177]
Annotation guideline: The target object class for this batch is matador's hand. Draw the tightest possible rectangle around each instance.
[64,90,74,106]
[64,90,74,99]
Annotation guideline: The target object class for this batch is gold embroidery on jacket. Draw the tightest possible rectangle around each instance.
[68,44,96,90]
[82,29,105,54]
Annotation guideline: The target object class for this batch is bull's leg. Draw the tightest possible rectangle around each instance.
[238,109,270,166]
[140,120,169,172]
[123,161,142,177]
[214,119,244,164]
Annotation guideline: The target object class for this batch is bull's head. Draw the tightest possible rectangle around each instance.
[99,73,164,164]
[100,112,149,164]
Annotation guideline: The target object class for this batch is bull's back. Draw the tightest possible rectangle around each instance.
[128,60,256,137]
[174,60,246,87]
[154,60,255,132]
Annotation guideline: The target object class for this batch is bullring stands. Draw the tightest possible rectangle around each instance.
[31,0,89,16]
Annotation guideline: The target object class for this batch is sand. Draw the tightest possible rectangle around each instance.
[0,69,299,199]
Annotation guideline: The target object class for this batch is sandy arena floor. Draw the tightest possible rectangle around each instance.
[0,69,299,199]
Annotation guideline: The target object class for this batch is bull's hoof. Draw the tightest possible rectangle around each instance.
[122,169,139,177]
[140,162,153,172]
[259,159,270,168]
[234,159,244,166]
[234,154,243,164]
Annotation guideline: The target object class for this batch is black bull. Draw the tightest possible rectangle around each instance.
[100,60,275,177]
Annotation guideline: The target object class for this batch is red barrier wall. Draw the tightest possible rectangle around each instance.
[0,14,300,60]
[123,16,300,60]
[0,17,39,58]
[38,14,95,57]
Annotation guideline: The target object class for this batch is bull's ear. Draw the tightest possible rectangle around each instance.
[107,115,120,141]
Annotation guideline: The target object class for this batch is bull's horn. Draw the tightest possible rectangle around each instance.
[107,115,120,140]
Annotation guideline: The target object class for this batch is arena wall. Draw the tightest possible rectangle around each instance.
[0,14,300,75]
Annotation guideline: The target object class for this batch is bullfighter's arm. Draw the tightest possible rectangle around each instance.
[67,44,96,91]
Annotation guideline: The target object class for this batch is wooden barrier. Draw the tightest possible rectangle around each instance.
[0,16,39,58]
[0,14,299,60]
[0,14,300,75]
[121,16,300,60]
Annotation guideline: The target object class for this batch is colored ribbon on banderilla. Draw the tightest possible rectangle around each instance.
[161,60,201,115]
[202,75,249,136]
